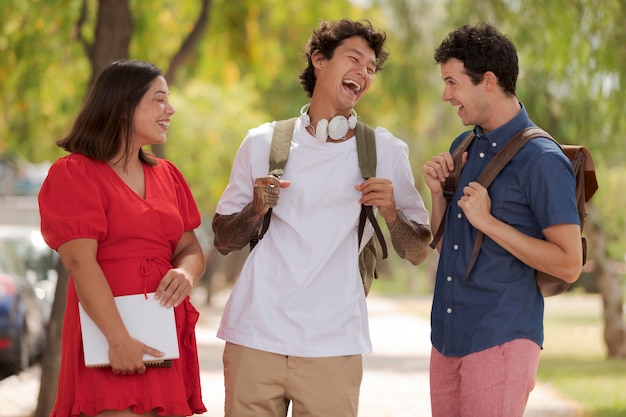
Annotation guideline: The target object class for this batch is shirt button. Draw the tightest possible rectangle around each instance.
[447,276,452,282]
[453,244,459,250]
[457,213,462,219]
[447,308,452,314]
[479,152,485,158]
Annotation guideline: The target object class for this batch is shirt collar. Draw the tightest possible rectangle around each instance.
[474,102,533,147]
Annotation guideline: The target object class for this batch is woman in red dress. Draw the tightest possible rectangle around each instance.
[38,60,207,417]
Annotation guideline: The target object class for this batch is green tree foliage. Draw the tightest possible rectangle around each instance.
[437,0,625,164]
[596,167,626,259]
[0,0,88,160]
[166,79,272,214]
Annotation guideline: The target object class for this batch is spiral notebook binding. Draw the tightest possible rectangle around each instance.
[87,359,172,369]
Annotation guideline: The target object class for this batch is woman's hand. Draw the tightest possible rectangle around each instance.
[157,230,205,307]
[155,268,193,308]
[108,335,164,375]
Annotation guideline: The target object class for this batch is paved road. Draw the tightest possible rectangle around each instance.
[0,289,583,417]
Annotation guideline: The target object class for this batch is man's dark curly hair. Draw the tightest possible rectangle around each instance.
[434,23,518,96]
[299,19,389,98]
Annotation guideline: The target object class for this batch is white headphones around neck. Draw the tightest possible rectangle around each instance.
[300,103,357,142]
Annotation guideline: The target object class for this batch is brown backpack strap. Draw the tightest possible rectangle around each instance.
[429,131,477,249]
[463,127,556,280]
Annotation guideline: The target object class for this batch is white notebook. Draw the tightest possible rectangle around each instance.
[78,292,180,368]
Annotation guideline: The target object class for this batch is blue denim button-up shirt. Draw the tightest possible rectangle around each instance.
[431,103,580,356]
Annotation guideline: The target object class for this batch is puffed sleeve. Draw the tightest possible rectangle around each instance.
[38,155,108,250]
[163,160,201,231]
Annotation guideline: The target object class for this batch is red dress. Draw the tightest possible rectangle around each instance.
[38,153,207,416]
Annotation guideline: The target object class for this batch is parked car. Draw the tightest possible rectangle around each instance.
[0,225,58,321]
[0,239,47,373]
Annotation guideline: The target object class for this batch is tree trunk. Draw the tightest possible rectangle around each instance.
[33,261,69,417]
[586,205,626,358]
[89,0,133,86]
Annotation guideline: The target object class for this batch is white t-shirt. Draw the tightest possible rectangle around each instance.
[215,117,429,357]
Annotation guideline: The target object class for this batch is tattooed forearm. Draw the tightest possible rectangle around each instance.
[386,209,432,265]
[212,205,265,255]
[213,176,283,255]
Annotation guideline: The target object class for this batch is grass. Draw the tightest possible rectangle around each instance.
[372,275,626,417]
[540,293,626,417]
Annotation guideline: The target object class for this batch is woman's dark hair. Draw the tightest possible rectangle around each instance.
[434,23,518,96]
[57,59,162,167]
[299,19,389,98]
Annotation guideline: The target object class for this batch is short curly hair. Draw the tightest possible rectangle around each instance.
[434,23,518,96]
[299,19,389,98]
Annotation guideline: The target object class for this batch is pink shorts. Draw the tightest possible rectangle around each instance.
[430,338,541,417]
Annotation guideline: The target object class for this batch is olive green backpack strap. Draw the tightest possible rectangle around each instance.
[268,118,297,177]
[355,122,377,178]
[355,122,388,260]
[355,122,388,296]
[249,118,296,250]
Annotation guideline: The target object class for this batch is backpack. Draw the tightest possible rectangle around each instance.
[249,117,388,296]
[430,127,598,297]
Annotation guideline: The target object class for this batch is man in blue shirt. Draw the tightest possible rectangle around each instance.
[422,23,582,417]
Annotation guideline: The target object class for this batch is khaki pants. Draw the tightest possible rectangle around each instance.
[223,342,362,417]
